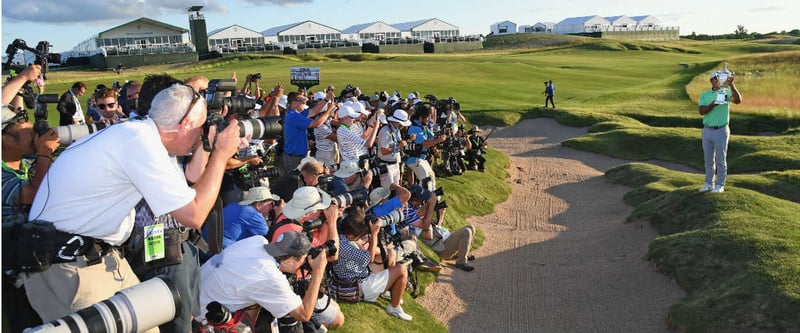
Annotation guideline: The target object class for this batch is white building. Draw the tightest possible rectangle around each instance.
[490,21,517,35]
[207,24,265,50]
[532,22,556,33]
[262,21,341,44]
[631,15,663,29]
[605,15,638,30]
[341,21,401,41]
[392,18,459,40]
[554,15,611,34]
[73,17,189,52]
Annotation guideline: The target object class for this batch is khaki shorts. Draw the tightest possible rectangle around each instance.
[23,250,141,322]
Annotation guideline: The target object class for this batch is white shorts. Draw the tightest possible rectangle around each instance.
[313,294,340,325]
[360,269,390,302]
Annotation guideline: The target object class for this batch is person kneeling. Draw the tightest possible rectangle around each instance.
[195,231,328,331]
[333,206,413,321]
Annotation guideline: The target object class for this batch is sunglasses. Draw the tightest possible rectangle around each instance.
[96,102,116,110]
[180,87,203,124]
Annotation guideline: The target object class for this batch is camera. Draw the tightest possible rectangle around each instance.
[202,79,283,151]
[331,189,365,207]
[23,276,179,333]
[250,73,262,80]
[4,39,61,80]
[230,164,280,191]
[205,79,257,116]
[308,239,337,259]
[369,208,406,228]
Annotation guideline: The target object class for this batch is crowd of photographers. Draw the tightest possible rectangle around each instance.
[2,65,491,332]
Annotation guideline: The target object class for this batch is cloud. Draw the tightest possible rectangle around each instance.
[238,0,313,7]
[1,0,227,24]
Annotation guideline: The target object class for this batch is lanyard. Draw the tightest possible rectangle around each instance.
[1,160,29,182]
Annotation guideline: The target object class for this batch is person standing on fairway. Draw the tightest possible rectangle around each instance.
[698,70,741,193]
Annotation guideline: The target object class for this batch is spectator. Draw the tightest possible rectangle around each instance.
[221,186,282,249]
[93,87,126,124]
[124,81,142,117]
[698,71,741,193]
[196,232,329,329]
[333,205,413,321]
[22,83,241,323]
[57,81,87,125]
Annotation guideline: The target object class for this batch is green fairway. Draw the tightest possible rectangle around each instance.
[26,34,800,332]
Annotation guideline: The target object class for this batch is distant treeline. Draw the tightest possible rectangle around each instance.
[682,28,800,41]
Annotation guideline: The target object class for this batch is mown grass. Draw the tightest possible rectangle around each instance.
[27,34,800,332]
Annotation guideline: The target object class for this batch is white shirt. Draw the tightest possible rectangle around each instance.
[28,118,195,245]
[70,89,86,125]
[196,236,302,321]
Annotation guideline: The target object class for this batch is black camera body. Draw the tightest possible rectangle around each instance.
[250,73,262,80]
[308,239,337,259]
[3,39,60,79]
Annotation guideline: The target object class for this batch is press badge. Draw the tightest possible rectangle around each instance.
[144,223,165,262]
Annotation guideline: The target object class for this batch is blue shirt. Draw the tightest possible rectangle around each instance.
[406,120,433,164]
[283,109,312,155]
[370,197,402,217]
[221,202,268,249]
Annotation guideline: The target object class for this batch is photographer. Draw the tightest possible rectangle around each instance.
[406,104,446,191]
[376,109,415,190]
[336,103,378,163]
[328,159,373,198]
[1,65,60,332]
[272,156,325,202]
[21,83,241,323]
[333,205,413,321]
[283,91,334,172]
[268,186,345,330]
[196,232,329,330]
[466,126,487,172]
[406,185,476,272]
[221,186,283,249]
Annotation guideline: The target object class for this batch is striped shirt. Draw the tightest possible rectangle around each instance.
[337,124,366,162]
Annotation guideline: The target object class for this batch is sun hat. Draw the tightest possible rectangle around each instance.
[387,109,412,127]
[277,95,288,108]
[337,105,360,119]
[368,187,391,208]
[239,186,280,205]
[264,231,312,257]
[282,186,332,220]
[333,160,361,178]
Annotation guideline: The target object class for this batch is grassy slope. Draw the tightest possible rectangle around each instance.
[32,35,800,332]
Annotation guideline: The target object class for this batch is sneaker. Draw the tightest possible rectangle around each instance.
[699,183,712,192]
[386,304,413,321]
[380,291,402,304]
[711,185,725,193]
[467,255,476,262]
[454,263,475,272]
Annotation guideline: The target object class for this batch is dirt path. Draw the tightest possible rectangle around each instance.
[417,118,686,333]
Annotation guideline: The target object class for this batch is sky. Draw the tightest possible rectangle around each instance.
[1,0,798,53]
